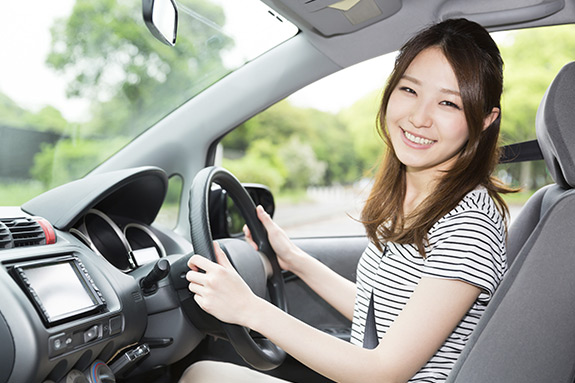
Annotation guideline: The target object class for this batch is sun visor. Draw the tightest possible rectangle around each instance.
[279,0,402,36]
[437,0,564,28]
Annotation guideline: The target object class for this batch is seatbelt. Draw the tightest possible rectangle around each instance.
[363,291,379,349]
[500,139,543,163]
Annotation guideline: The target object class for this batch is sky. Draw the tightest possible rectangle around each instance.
[288,53,395,113]
[0,0,394,122]
[0,0,88,120]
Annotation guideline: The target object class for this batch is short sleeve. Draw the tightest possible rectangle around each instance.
[422,208,507,303]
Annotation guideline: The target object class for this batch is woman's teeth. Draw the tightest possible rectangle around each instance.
[404,130,435,145]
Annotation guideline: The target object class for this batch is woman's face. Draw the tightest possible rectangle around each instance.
[386,47,469,176]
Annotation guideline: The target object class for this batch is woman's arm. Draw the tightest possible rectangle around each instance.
[187,244,481,383]
[245,206,356,321]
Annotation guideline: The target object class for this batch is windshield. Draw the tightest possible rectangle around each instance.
[0,0,297,205]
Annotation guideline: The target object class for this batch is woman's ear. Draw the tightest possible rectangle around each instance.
[483,107,500,131]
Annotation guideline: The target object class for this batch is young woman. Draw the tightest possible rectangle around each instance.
[182,18,513,383]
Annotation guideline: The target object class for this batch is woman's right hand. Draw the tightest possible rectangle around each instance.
[243,205,304,273]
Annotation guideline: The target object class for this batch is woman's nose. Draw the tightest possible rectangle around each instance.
[408,101,433,128]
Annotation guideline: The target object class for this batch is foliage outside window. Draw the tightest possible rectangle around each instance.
[0,0,296,206]
[156,175,183,229]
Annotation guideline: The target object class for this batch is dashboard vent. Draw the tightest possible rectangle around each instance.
[0,221,11,248]
[0,217,51,249]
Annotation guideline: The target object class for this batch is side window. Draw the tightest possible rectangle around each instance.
[221,54,394,237]
[155,175,183,228]
[495,25,575,214]
[221,25,575,237]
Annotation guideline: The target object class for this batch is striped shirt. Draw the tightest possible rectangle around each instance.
[350,187,507,382]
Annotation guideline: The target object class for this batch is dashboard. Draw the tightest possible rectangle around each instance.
[0,167,202,383]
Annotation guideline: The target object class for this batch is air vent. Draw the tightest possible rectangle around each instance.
[0,221,11,248]
[0,217,56,249]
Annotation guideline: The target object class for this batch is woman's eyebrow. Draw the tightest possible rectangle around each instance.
[402,74,461,97]
[440,87,461,97]
[401,74,421,85]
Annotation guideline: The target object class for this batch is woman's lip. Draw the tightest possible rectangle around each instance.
[401,128,436,146]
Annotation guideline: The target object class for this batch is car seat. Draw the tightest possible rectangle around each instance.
[447,61,575,383]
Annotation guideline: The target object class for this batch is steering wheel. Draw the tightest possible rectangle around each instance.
[187,166,287,370]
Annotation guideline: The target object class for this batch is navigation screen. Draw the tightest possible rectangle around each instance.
[17,258,103,324]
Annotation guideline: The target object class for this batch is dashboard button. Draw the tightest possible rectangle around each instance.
[83,324,100,343]
[49,333,72,356]
[109,315,123,335]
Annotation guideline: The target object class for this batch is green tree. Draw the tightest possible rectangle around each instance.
[223,101,311,150]
[24,0,234,189]
[31,138,125,188]
[279,136,327,190]
[0,93,68,133]
[46,0,233,136]
[26,106,69,133]
[223,100,363,189]
[338,89,383,176]
[299,107,360,185]
[222,93,386,192]
[223,139,287,193]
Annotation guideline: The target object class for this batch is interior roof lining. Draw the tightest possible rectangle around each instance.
[263,0,575,68]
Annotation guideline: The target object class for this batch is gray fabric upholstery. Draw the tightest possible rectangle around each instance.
[505,185,546,265]
[447,62,575,382]
[536,61,575,188]
[447,190,575,383]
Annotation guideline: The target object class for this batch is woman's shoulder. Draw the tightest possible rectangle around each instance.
[425,187,507,302]
[451,186,501,218]
[433,186,505,236]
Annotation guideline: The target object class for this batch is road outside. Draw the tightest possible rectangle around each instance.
[274,185,367,238]
[275,185,524,238]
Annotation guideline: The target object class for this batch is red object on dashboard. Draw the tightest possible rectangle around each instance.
[35,217,56,245]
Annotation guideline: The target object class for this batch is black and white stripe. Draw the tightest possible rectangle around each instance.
[350,187,507,382]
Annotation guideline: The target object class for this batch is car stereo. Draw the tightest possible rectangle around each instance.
[10,255,105,326]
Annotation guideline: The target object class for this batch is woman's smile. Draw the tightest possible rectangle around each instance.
[401,128,436,147]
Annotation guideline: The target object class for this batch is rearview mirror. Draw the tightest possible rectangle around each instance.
[142,0,178,46]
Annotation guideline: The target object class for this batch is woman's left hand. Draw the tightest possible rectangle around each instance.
[186,242,258,326]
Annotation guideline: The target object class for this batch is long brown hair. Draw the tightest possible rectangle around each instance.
[361,18,515,257]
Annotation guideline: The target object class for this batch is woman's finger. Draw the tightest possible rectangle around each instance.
[187,253,216,272]
[187,276,205,295]
[256,205,271,225]
[243,225,258,250]
[186,269,207,284]
[193,293,206,310]
[213,242,233,268]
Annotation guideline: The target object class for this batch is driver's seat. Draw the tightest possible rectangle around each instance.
[447,61,575,382]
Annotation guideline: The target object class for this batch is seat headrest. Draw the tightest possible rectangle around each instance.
[536,61,575,189]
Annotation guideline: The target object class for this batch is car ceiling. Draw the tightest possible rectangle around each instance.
[264,0,574,68]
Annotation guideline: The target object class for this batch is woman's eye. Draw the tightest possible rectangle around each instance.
[399,86,416,94]
[441,100,461,110]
